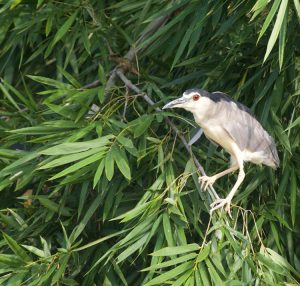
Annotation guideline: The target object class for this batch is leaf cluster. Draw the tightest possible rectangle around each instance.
[0,1,299,285]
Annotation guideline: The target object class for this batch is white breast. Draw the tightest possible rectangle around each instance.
[199,120,237,156]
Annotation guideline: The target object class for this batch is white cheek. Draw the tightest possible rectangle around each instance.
[190,97,211,123]
[195,97,210,112]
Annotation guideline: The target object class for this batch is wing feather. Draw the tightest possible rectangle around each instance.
[213,99,279,167]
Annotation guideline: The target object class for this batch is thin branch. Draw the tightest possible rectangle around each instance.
[104,15,170,96]
[116,70,219,202]
[81,79,101,89]
[83,14,171,99]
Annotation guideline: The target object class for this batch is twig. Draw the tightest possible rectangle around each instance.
[116,70,219,202]
[83,14,171,103]
[81,79,101,89]
[105,15,170,95]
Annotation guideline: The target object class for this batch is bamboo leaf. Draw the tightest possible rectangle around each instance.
[290,170,297,227]
[163,212,175,247]
[151,244,199,257]
[112,202,151,222]
[142,253,197,272]
[263,0,288,62]
[39,147,106,169]
[40,135,113,155]
[257,0,281,42]
[133,115,154,138]
[93,160,105,188]
[278,7,287,70]
[105,150,115,181]
[116,234,148,263]
[70,193,102,243]
[144,261,194,286]
[195,244,210,263]
[50,151,105,180]
[2,233,31,263]
[294,0,300,20]
[50,11,77,48]
[113,146,131,180]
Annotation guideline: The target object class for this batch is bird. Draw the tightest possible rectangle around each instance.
[162,88,279,215]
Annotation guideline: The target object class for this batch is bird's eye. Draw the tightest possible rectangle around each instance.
[192,94,200,101]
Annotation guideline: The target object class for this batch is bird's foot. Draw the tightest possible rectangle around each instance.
[210,197,233,218]
[198,175,216,191]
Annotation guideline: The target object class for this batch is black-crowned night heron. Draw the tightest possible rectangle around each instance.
[163,88,279,215]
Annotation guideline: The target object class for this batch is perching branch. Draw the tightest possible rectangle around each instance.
[104,15,170,94]
[84,14,171,114]
[116,70,219,202]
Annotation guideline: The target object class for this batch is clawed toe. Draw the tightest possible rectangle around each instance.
[210,198,223,207]
[198,176,216,191]
[209,197,233,218]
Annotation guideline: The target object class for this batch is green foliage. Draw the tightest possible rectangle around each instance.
[0,0,299,285]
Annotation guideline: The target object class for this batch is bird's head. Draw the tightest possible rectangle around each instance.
[162,89,211,113]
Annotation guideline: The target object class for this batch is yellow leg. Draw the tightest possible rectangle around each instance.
[198,164,238,191]
[209,147,245,217]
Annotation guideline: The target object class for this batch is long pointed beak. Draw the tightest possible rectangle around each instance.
[162,97,187,109]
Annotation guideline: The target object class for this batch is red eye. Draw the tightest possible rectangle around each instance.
[193,94,200,101]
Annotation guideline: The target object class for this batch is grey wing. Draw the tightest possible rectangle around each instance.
[212,100,255,150]
[221,107,279,167]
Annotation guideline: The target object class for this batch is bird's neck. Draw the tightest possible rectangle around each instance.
[192,112,209,127]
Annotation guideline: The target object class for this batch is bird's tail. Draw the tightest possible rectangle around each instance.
[266,141,280,169]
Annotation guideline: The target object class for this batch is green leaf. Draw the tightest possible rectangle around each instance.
[263,0,288,62]
[98,64,106,84]
[93,160,105,188]
[285,116,300,131]
[48,11,78,51]
[133,115,154,138]
[45,14,53,36]
[39,147,106,169]
[2,232,31,263]
[117,136,135,149]
[290,170,297,227]
[27,75,71,89]
[113,146,131,180]
[256,252,284,274]
[52,254,70,283]
[0,82,21,111]
[251,0,269,12]
[70,193,102,243]
[195,244,210,263]
[175,271,194,286]
[10,0,23,9]
[257,0,281,42]
[119,215,155,247]
[21,245,45,258]
[38,197,72,216]
[57,65,81,88]
[98,86,105,104]
[163,212,175,247]
[265,248,300,278]
[40,135,113,155]
[73,229,128,252]
[82,27,91,55]
[205,259,225,286]
[278,7,287,70]
[50,151,105,180]
[151,244,199,256]
[112,201,151,222]
[116,234,148,263]
[294,0,300,20]
[105,150,115,181]
[144,261,194,286]
[142,252,197,271]
[0,254,25,267]
[172,27,193,68]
